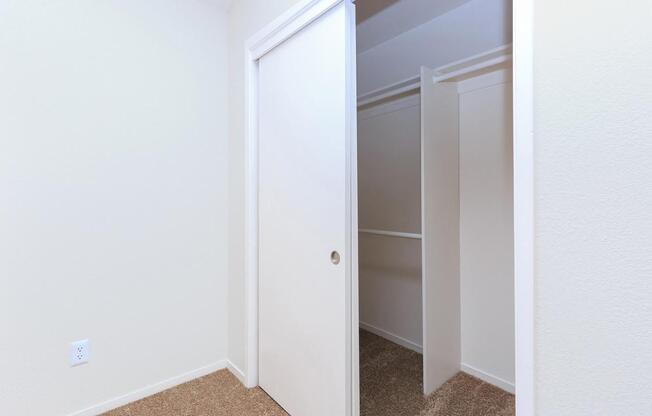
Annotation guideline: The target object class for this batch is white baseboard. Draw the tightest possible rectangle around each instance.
[68,360,228,416]
[226,360,246,385]
[461,363,515,394]
[359,321,422,354]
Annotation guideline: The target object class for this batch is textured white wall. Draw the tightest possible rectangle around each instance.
[227,0,304,374]
[0,1,229,414]
[534,1,652,414]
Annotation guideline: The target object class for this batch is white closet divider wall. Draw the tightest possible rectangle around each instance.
[423,61,516,395]
[421,68,461,395]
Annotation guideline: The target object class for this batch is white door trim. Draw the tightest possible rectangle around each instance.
[244,1,359,415]
[247,0,343,60]
[513,0,535,414]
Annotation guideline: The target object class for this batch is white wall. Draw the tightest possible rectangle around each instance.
[356,0,472,53]
[226,0,304,375]
[534,1,652,414]
[357,0,512,95]
[0,1,229,415]
[358,96,422,350]
[459,70,514,390]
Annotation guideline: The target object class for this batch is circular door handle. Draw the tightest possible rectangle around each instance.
[330,251,341,265]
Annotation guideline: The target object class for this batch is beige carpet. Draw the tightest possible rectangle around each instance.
[104,331,514,416]
[360,330,515,416]
[103,370,287,416]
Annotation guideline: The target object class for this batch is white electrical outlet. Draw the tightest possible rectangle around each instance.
[70,339,90,366]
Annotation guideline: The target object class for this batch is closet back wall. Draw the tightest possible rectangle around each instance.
[358,95,422,351]
[459,69,514,390]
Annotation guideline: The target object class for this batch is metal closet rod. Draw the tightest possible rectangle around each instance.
[359,228,422,240]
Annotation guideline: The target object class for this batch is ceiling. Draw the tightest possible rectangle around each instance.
[214,0,233,11]
[356,0,473,52]
[356,0,402,23]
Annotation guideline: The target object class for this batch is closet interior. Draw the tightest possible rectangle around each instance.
[356,0,515,414]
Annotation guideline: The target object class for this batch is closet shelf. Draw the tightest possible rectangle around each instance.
[357,44,512,107]
[358,229,422,240]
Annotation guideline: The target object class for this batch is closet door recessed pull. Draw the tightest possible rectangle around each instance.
[330,251,341,265]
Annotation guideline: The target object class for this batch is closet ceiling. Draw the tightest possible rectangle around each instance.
[356,0,512,96]
[214,0,233,11]
[356,0,473,52]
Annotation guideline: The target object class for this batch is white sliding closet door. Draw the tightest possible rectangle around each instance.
[257,2,356,415]
[421,67,461,395]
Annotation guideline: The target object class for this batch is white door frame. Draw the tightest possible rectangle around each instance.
[244,0,534,415]
[243,0,359,414]
[513,0,535,414]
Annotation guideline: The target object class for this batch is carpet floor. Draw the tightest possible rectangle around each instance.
[103,370,287,416]
[104,330,514,416]
[360,330,515,416]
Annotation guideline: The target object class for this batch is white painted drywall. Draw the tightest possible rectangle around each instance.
[226,0,304,375]
[357,0,512,95]
[0,1,229,415]
[534,1,652,414]
[356,0,472,53]
[358,97,422,349]
[358,98,421,234]
[459,71,515,389]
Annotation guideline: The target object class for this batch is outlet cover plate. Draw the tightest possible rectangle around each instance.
[70,339,90,366]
